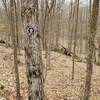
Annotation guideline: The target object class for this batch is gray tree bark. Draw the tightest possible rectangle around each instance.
[67,0,73,50]
[10,0,21,100]
[21,0,45,99]
[72,0,79,80]
[97,38,100,65]
[83,0,100,100]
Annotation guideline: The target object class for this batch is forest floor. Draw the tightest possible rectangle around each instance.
[0,46,100,100]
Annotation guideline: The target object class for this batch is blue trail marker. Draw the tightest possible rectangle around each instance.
[26,25,37,37]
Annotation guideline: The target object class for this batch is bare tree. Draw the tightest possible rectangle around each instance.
[1,0,11,45]
[21,0,45,99]
[72,0,79,80]
[85,0,92,54]
[79,7,83,54]
[67,0,73,50]
[83,0,100,100]
[10,0,21,100]
[97,37,100,65]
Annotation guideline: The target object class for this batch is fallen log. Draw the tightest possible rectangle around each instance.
[61,45,72,56]
[0,40,6,44]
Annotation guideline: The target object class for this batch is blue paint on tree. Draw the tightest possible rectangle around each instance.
[26,25,37,37]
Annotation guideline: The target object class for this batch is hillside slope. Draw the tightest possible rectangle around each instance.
[0,47,100,100]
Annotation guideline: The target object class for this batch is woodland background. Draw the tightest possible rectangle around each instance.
[0,0,100,100]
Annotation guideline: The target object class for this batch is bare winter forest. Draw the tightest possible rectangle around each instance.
[0,0,100,100]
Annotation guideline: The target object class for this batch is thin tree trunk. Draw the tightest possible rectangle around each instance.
[67,0,73,50]
[85,0,92,54]
[10,0,21,100]
[79,8,83,54]
[72,0,79,80]
[83,0,100,100]
[97,38,100,65]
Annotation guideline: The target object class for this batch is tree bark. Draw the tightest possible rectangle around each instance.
[10,0,21,100]
[85,0,92,54]
[72,0,79,80]
[83,0,100,100]
[97,38,100,65]
[67,0,73,50]
[21,0,45,99]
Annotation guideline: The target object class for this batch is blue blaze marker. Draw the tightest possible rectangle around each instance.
[27,27,34,36]
[28,27,34,33]
[26,25,37,37]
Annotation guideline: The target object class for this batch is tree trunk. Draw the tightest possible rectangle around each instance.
[97,39,100,65]
[83,0,100,100]
[79,8,83,54]
[72,0,79,80]
[10,0,21,100]
[21,0,45,99]
[85,0,92,54]
[67,0,73,50]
